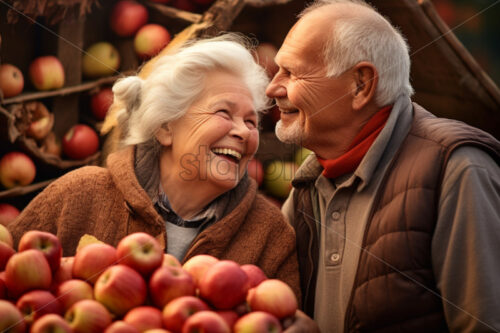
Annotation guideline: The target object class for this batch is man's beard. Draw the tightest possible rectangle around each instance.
[275,119,303,145]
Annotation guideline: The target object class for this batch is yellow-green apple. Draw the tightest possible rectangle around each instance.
[94,264,147,316]
[233,311,282,333]
[162,296,209,332]
[16,290,62,326]
[0,203,20,226]
[50,256,74,292]
[134,24,171,59]
[199,260,249,310]
[0,299,26,332]
[162,253,182,268]
[82,42,120,78]
[241,264,267,289]
[29,56,65,91]
[216,310,239,329]
[182,254,218,287]
[182,311,230,333]
[30,314,72,333]
[110,1,149,37]
[104,321,140,333]
[0,241,16,271]
[90,87,114,121]
[62,124,99,160]
[5,249,52,298]
[116,232,163,277]
[56,279,94,312]
[246,279,298,319]
[0,223,14,247]
[18,230,62,273]
[25,101,54,141]
[123,306,163,332]
[247,158,264,187]
[294,147,313,166]
[65,299,112,333]
[149,265,196,308]
[255,43,279,79]
[0,151,36,189]
[263,160,297,199]
[0,63,24,98]
[72,242,117,284]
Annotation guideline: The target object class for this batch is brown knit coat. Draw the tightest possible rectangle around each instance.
[9,147,301,298]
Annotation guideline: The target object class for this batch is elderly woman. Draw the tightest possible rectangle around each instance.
[8,35,300,296]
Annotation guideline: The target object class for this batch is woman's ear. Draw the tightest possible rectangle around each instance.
[155,123,173,146]
[351,62,378,111]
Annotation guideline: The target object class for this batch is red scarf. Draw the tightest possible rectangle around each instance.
[317,105,392,179]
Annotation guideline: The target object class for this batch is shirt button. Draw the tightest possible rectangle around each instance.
[331,211,341,220]
[330,253,340,262]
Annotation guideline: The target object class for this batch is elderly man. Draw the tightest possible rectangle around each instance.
[266,0,500,332]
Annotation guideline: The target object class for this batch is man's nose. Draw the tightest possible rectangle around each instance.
[266,75,287,98]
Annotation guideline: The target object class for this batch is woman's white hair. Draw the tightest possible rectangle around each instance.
[112,33,270,146]
[300,0,414,106]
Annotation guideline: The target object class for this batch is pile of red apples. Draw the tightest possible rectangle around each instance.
[0,226,298,333]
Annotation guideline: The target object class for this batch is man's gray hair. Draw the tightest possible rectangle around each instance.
[112,33,270,146]
[300,0,414,106]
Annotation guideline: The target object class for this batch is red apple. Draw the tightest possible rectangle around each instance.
[56,279,94,312]
[199,260,249,310]
[263,160,297,199]
[5,249,52,298]
[104,321,140,333]
[246,279,298,319]
[172,0,196,11]
[94,264,147,316]
[134,24,171,59]
[143,330,172,333]
[150,0,170,3]
[116,232,163,277]
[30,314,72,333]
[246,158,264,186]
[0,241,15,272]
[50,256,74,292]
[0,203,20,226]
[162,296,209,332]
[182,254,218,287]
[72,242,117,284]
[110,1,149,37]
[0,63,24,98]
[65,299,112,333]
[191,0,214,5]
[16,290,62,326]
[149,265,196,308]
[0,152,36,189]
[25,101,54,141]
[82,42,121,78]
[182,311,230,333]
[0,277,6,299]
[29,56,65,91]
[90,87,114,121]
[241,264,267,289]
[233,311,282,333]
[62,124,99,160]
[0,300,26,333]
[255,43,279,79]
[162,253,182,268]
[216,310,239,329]
[0,223,14,247]
[124,306,163,332]
[18,230,62,273]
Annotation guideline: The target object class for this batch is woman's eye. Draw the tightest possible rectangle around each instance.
[215,110,231,118]
[245,119,257,128]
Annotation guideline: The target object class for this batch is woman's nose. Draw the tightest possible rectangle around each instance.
[230,119,251,141]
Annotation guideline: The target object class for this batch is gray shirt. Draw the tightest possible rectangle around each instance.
[282,95,500,332]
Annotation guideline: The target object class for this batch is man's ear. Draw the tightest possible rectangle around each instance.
[351,62,378,111]
[155,123,173,146]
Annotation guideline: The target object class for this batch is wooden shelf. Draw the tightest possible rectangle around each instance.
[0,179,55,200]
[146,1,202,23]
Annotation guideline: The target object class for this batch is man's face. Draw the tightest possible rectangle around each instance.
[265,13,354,152]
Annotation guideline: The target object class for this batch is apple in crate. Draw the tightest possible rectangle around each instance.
[0,203,20,226]
[110,1,149,37]
[263,160,297,199]
[124,306,163,332]
[199,260,249,310]
[72,242,117,284]
[30,314,72,333]
[16,290,62,325]
[29,56,65,91]
[62,124,99,160]
[0,300,26,333]
[149,265,196,308]
[0,63,24,98]
[116,232,163,277]
[0,241,15,271]
[182,311,231,333]
[91,87,114,121]
[25,101,54,141]
[0,151,36,189]
[18,230,62,273]
[82,42,120,78]
[104,321,140,333]
[162,296,209,332]
[246,279,298,319]
[233,311,282,333]
[5,249,52,298]
[65,299,112,333]
[94,264,147,316]
[134,24,171,59]
[182,254,218,287]
[56,279,94,312]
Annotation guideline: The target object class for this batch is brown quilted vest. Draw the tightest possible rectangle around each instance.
[292,104,500,332]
